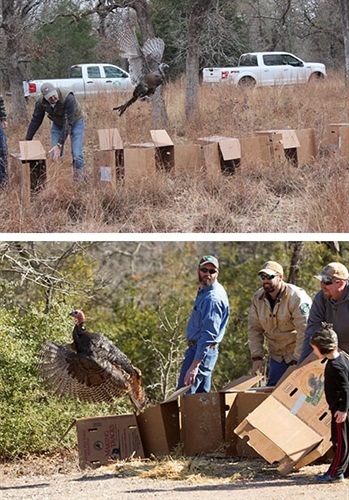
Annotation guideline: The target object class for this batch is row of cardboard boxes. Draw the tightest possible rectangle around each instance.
[75,355,332,475]
[9,123,349,205]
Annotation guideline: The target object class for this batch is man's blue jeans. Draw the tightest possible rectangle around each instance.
[0,122,8,187]
[177,344,219,394]
[51,118,85,179]
[267,358,294,386]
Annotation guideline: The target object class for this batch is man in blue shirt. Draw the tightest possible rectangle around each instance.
[177,255,230,393]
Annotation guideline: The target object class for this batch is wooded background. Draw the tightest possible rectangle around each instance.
[1,0,348,125]
[0,239,346,458]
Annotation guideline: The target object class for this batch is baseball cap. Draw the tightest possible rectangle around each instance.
[258,261,283,276]
[315,262,349,281]
[41,82,58,100]
[310,323,338,351]
[199,255,219,269]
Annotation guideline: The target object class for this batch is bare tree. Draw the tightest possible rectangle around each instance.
[287,241,304,284]
[185,0,213,120]
[338,0,349,84]
[0,0,40,123]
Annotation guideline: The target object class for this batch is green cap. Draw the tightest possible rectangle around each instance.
[199,255,219,269]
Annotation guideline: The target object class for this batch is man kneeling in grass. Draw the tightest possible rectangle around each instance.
[310,322,349,483]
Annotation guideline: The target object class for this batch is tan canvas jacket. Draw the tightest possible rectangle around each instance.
[248,283,312,363]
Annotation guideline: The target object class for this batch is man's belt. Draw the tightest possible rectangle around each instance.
[188,340,218,349]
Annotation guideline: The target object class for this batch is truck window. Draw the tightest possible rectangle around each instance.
[239,55,258,66]
[263,54,283,66]
[70,66,83,78]
[281,54,303,67]
[104,66,127,78]
[87,66,102,78]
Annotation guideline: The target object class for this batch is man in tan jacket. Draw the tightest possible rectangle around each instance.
[248,260,312,386]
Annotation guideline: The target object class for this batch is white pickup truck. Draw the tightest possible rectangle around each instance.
[202,52,326,87]
[23,63,133,98]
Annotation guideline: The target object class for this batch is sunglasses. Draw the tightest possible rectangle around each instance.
[260,273,277,281]
[321,277,340,285]
[199,267,217,275]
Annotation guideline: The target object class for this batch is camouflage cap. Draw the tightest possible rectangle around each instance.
[310,322,338,351]
[199,255,219,269]
[258,261,283,276]
[315,262,349,281]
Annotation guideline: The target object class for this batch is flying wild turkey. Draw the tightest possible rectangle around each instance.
[113,24,168,116]
[37,310,146,412]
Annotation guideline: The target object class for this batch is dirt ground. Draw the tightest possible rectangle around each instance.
[0,451,348,500]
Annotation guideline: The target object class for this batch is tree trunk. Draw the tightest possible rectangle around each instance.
[2,0,29,124]
[338,0,349,85]
[287,242,304,285]
[185,0,213,120]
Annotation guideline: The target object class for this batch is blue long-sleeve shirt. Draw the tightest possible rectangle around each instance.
[186,281,230,361]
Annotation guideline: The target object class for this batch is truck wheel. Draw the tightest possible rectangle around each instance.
[308,72,325,83]
[238,76,256,87]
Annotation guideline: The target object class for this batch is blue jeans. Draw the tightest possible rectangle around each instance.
[267,358,294,386]
[0,122,8,187]
[51,118,85,179]
[177,344,219,394]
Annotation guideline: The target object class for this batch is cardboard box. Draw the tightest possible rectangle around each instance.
[174,144,205,175]
[197,136,241,175]
[179,376,265,456]
[125,130,174,183]
[180,391,225,455]
[76,413,144,469]
[136,386,189,457]
[326,123,349,158]
[224,391,270,458]
[124,146,156,185]
[98,128,123,151]
[10,141,47,206]
[255,129,301,165]
[137,401,181,457]
[150,130,175,171]
[295,128,316,166]
[240,135,272,165]
[234,358,332,474]
[94,129,124,185]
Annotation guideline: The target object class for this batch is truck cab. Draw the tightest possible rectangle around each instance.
[69,64,132,93]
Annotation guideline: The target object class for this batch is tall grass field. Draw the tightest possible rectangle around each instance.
[2,71,349,233]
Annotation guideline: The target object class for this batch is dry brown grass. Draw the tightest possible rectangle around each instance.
[0,447,286,483]
[3,71,349,233]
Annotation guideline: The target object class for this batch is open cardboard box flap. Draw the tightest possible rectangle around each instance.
[197,136,241,160]
[97,128,123,150]
[219,138,241,160]
[256,129,300,149]
[19,140,46,160]
[220,374,264,392]
[150,129,174,147]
